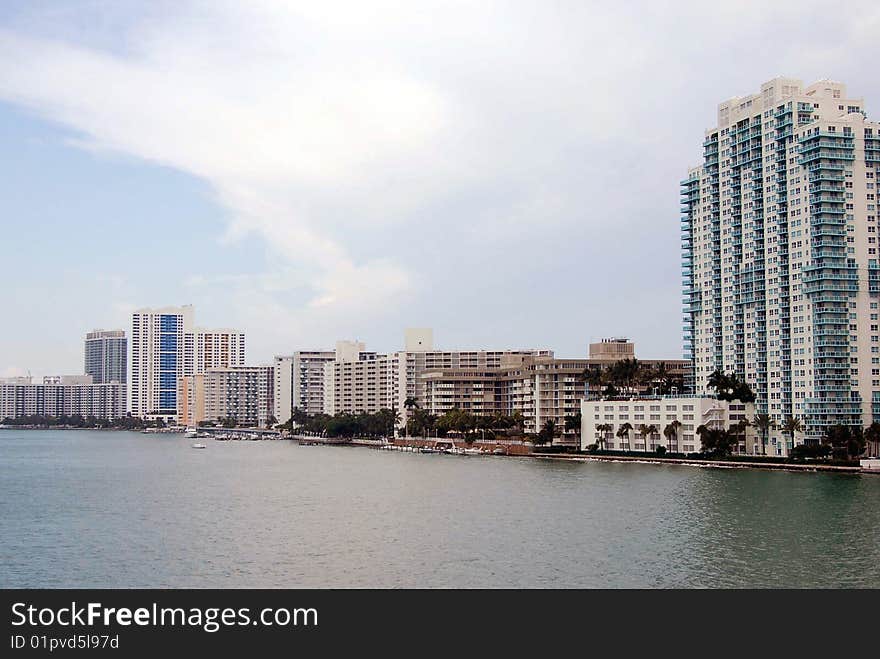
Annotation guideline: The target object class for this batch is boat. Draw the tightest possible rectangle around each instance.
[191,443,207,449]
[184,427,198,438]
[492,447,506,455]
[419,446,439,454]
[463,447,483,455]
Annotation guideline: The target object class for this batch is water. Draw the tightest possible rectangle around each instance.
[1,430,879,588]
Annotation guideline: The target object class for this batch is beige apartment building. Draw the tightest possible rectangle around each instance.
[683,78,880,454]
[421,341,688,438]
[323,350,395,416]
[178,365,274,428]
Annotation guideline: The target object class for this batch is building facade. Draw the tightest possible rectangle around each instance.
[131,306,244,421]
[0,377,127,421]
[84,329,127,385]
[323,351,395,415]
[581,397,756,454]
[131,305,194,420]
[683,78,880,452]
[179,365,274,428]
[422,350,688,438]
[273,350,336,423]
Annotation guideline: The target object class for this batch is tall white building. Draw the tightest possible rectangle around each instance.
[130,305,244,421]
[682,78,880,453]
[273,350,338,423]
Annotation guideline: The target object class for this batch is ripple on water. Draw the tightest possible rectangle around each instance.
[1,430,879,588]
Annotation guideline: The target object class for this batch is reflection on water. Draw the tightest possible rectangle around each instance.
[1,430,878,588]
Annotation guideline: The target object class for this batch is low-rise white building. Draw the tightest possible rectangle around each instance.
[580,397,757,454]
[0,377,127,421]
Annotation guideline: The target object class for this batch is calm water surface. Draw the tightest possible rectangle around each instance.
[1,430,879,588]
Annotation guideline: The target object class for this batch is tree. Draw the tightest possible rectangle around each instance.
[751,414,775,456]
[824,425,867,461]
[564,413,582,437]
[697,426,737,457]
[537,420,557,446]
[638,423,657,453]
[864,422,880,457]
[708,370,756,403]
[595,423,613,450]
[403,397,419,438]
[780,416,803,456]
[616,422,633,450]
[731,418,750,454]
[663,420,682,452]
[650,362,684,395]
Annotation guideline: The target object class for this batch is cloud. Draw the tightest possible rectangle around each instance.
[1,0,879,364]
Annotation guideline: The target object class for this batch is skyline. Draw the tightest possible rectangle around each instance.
[2,1,880,379]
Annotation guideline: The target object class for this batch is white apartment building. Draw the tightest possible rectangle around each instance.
[581,397,756,454]
[130,305,194,420]
[131,305,244,421]
[683,78,880,453]
[323,347,395,415]
[273,350,337,423]
[0,377,127,421]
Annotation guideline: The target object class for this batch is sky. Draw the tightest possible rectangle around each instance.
[1,0,879,378]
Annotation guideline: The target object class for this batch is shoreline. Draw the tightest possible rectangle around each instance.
[294,435,870,475]
[2,427,872,474]
[529,452,864,474]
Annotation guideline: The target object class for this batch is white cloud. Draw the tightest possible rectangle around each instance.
[1,0,879,364]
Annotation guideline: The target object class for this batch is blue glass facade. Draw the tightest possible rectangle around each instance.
[158,315,179,414]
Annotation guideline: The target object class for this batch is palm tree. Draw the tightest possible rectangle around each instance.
[564,413,582,445]
[403,397,419,438]
[616,422,633,451]
[663,420,682,452]
[582,366,605,396]
[751,414,776,456]
[638,423,657,453]
[731,418,750,454]
[780,416,803,457]
[865,422,880,457]
[596,423,613,450]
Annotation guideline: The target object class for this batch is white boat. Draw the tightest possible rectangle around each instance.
[184,427,198,438]
[191,443,207,449]
[463,447,483,455]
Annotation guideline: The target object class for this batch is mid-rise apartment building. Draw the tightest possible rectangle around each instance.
[273,350,336,423]
[422,344,688,437]
[0,375,127,421]
[323,348,395,415]
[178,365,274,428]
[84,329,127,384]
[683,78,880,453]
